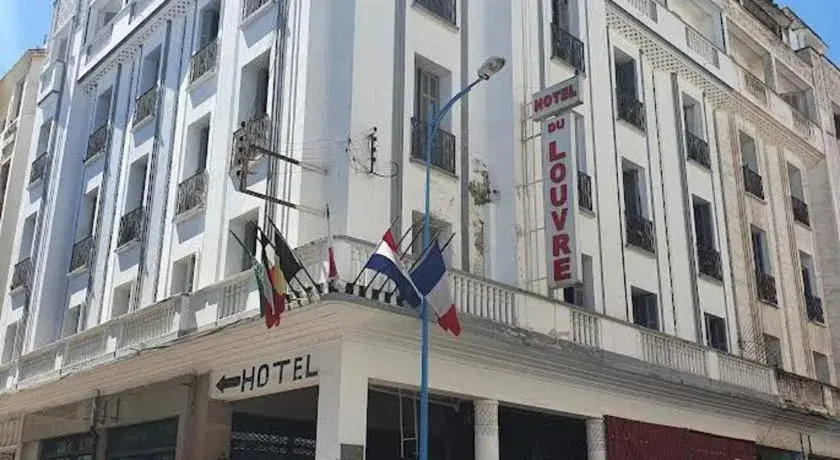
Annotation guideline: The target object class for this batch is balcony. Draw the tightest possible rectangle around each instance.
[625,210,655,253]
[742,165,764,199]
[189,39,218,85]
[10,258,33,292]
[117,206,144,248]
[685,130,710,168]
[551,22,585,74]
[242,0,273,22]
[776,369,833,413]
[791,195,809,226]
[4,119,17,141]
[232,114,272,172]
[697,241,723,281]
[414,0,457,25]
[86,124,110,161]
[616,89,645,131]
[69,236,94,273]
[176,170,208,216]
[38,60,64,103]
[410,117,456,174]
[755,270,777,305]
[578,171,593,211]
[85,20,115,64]
[29,153,48,184]
[791,109,812,141]
[806,294,824,323]
[742,70,768,105]
[133,86,158,127]
[685,26,719,68]
[742,0,782,40]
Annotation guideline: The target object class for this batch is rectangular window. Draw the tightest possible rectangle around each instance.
[574,113,587,173]
[751,226,770,275]
[787,163,804,200]
[1,322,18,364]
[614,55,637,97]
[0,161,10,221]
[632,289,658,331]
[411,212,452,257]
[111,282,134,318]
[19,213,37,260]
[552,0,570,29]
[739,132,758,171]
[704,313,728,352]
[800,251,815,298]
[622,167,643,217]
[763,334,783,368]
[36,120,52,155]
[692,198,714,248]
[76,189,99,239]
[10,80,24,120]
[682,96,702,135]
[171,254,197,295]
[139,46,162,94]
[40,432,94,460]
[126,157,148,211]
[562,254,593,308]
[415,68,440,124]
[814,351,831,383]
[227,212,259,276]
[198,2,221,48]
[62,304,82,338]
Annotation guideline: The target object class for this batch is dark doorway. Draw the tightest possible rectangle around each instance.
[499,406,587,460]
[366,388,474,460]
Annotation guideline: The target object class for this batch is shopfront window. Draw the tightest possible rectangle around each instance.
[106,418,178,460]
[40,433,94,460]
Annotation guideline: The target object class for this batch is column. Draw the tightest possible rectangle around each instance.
[175,375,232,460]
[586,417,607,460]
[315,351,368,460]
[474,399,499,460]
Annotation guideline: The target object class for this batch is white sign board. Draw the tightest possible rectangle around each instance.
[541,113,578,289]
[210,352,319,401]
[531,76,582,121]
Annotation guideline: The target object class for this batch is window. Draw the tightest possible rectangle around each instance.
[112,282,134,318]
[813,352,831,383]
[0,161,10,221]
[35,120,52,155]
[574,113,587,173]
[76,189,99,239]
[239,53,271,121]
[781,90,810,118]
[622,166,643,217]
[126,157,148,211]
[562,254,593,308]
[704,313,728,352]
[62,304,83,338]
[184,120,210,178]
[833,109,840,140]
[632,289,658,331]
[683,96,702,136]
[40,433,94,460]
[800,251,815,298]
[614,50,637,97]
[739,132,758,171]
[227,212,258,276]
[751,226,770,274]
[93,87,113,129]
[552,0,570,30]
[9,80,24,121]
[787,163,804,201]
[415,67,440,124]
[19,213,37,260]
[1,322,18,364]
[198,1,221,48]
[411,212,452,258]
[692,198,715,249]
[106,418,177,460]
[763,334,783,367]
[139,46,162,94]
[171,254,197,295]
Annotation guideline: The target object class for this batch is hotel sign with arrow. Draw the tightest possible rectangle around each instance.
[210,352,320,401]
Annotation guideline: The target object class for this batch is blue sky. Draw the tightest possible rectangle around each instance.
[0,0,838,76]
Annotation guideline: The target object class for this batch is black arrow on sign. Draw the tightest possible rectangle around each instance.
[216,375,241,393]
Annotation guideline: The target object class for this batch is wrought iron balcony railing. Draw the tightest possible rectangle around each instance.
[625,210,655,253]
[176,170,208,216]
[410,117,456,174]
[806,294,824,323]
[86,124,110,161]
[697,240,723,280]
[189,39,219,84]
[742,165,764,199]
[791,195,809,226]
[578,171,592,211]
[10,257,33,291]
[117,206,144,248]
[133,86,158,126]
[551,22,585,74]
[69,236,94,273]
[756,270,777,305]
[29,153,48,184]
[616,89,645,131]
[232,113,272,171]
[242,0,272,21]
[685,130,710,168]
[414,0,457,25]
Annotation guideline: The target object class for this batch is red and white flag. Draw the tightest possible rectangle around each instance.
[321,204,339,290]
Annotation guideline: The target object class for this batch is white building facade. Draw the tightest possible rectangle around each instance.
[0,0,839,458]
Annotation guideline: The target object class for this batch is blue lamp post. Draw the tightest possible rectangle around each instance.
[418,55,506,460]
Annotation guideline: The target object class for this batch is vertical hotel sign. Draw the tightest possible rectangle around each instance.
[532,76,582,289]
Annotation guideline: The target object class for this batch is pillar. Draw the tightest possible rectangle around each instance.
[315,347,368,460]
[176,374,232,460]
[586,417,607,460]
[474,399,499,460]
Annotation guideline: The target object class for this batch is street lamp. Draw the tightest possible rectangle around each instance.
[418,55,506,460]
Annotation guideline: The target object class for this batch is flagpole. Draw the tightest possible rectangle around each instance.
[418,56,505,460]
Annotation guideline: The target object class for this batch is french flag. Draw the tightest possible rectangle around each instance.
[411,242,462,336]
[364,230,421,307]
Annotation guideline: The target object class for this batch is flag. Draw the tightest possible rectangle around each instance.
[260,230,286,328]
[364,229,421,307]
[411,242,462,336]
[230,229,275,329]
[321,205,339,290]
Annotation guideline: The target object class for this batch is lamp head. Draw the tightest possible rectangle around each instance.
[477,56,506,80]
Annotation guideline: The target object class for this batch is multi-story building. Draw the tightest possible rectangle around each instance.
[0,0,839,458]
[0,49,46,371]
